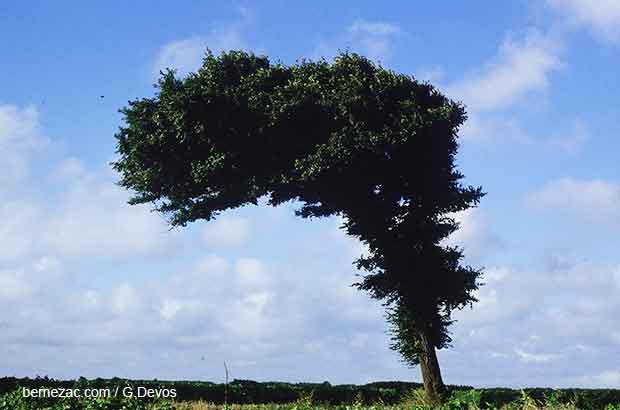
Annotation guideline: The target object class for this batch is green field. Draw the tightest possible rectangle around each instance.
[2,378,620,410]
[2,391,620,410]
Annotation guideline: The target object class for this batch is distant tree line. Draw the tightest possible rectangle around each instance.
[1,377,619,409]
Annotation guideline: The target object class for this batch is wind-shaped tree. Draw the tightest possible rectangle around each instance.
[111,51,484,403]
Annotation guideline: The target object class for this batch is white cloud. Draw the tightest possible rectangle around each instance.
[458,113,589,154]
[0,268,35,301]
[111,284,142,315]
[598,370,620,385]
[578,370,620,388]
[41,169,178,259]
[443,29,585,151]
[0,105,176,263]
[447,30,563,112]
[443,208,503,263]
[454,275,532,327]
[515,348,560,363]
[315,20,402,64]
[349,332,370,349]
[235,257,269,287]
[196,254,231,274]
[0,201,42,262]
[456,115,522,144]
[416,66,444,84]
[448,258,620,386]
[51,157,87,181]
[153,10,252,76]
[203,215,251,248]
[0,257,62,302]
[155,37,205,75]
[525,178,620,223]
[0,104,43,147]
[0,104,48,191]
[1,200,619,385]
[484,266,510,282]
[546,0,620,42]
[346,20,401,63]
[159,298,202,321]
[546,118,588,154]
[348,20,401,36]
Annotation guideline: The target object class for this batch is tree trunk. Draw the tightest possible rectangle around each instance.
[417,324,447,404]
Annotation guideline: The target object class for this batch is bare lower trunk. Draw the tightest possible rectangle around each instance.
[417,324,447,404]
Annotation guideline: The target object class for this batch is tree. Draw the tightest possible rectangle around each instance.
[111,50,484,403]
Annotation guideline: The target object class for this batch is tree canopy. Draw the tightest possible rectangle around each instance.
[112,50,484,403]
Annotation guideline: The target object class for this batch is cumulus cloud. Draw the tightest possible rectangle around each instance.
[203,215,251,248]
[51,157,87,181]
[0,258,60,302]
[416,66,445,84]
[2,153,620,386]
[525,178,620,223]
[0,102,192,379]
[448,257,620,386]
[0,148,399,381]
[0,104,48,191]
[586,370,620,387]
[452,266,533,327]
[514,348,561,363]
[458,114,588,152]
[0,256,63,306]
[348,21,401,37]
[444,29,586,151]
[110,283,143,315]
[0,108,177,264]
[235,257,269,288]
[0,104,44,147]
[42,170,178,259]
[0,241,390,381]
[546,0,620,42]
[153,8,253,77]
[0,200,43,262]
[448,29,563,113]
[546,118,588,154]
[442,208,503,263]
[346,20,401,63]
[314,20,403,64]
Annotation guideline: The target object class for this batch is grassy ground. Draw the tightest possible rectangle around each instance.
[169,388,620,410]
[170,397,620,410]
[2,388,620,409]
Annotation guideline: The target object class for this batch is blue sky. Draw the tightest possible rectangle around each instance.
[1,0,620,388]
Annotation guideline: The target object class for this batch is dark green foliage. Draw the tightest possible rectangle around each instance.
[0,377,463,405]
[0,384,173,410]
[2,378,620,408]
[477,388,620,410]
[111,50,483,368]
